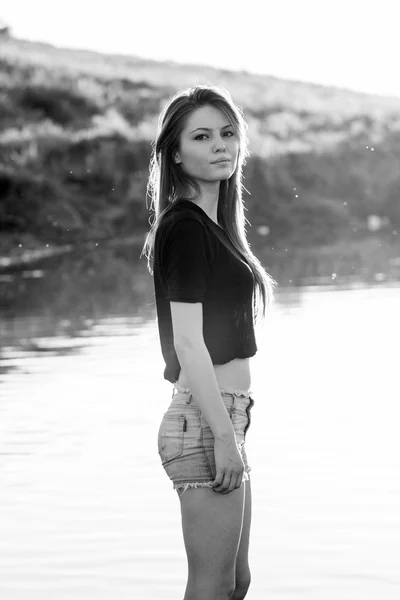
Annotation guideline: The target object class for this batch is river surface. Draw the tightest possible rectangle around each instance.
[0,284,399,599]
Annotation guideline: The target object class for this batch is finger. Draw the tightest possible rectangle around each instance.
[212,475,225,492]
[235,473,243,489]
[213,472,230,493]
[225,475,240,494]
[211,472,224,488]
[221,475,242,494]
[222,472,243,495]
[217,473,233,494]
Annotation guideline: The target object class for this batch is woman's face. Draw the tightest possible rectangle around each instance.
[174,104,239,184]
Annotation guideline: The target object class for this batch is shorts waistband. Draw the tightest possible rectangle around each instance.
[173,382,253,398]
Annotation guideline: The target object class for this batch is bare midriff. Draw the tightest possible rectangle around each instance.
[175,357,252,392]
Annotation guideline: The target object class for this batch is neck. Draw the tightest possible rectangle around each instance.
[183,183,220,224]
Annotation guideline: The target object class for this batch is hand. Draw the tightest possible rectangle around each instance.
[211,436,245,494]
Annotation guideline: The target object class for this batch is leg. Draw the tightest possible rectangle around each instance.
[178,484,246,600]
[232,477,252,599]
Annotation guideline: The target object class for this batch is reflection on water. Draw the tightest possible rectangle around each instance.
[1,268,400,598]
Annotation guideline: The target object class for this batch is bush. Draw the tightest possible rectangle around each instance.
[13,83,100,128]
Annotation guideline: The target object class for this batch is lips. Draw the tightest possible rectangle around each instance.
[211,159,230,164]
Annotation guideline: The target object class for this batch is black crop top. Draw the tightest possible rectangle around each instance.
[153,199,257,383]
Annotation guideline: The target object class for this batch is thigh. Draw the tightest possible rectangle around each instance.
[179,485,245,578]
[235,477,252,585]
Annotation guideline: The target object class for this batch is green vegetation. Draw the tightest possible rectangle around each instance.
[1,35,400,293]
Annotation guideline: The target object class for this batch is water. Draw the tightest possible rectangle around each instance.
[1,285,399,599]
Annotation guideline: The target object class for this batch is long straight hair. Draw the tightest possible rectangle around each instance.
[141,84,276,323]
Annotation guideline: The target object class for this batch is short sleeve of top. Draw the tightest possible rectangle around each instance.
[161,218,213,303]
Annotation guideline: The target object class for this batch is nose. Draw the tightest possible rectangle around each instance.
[213,136,226,152]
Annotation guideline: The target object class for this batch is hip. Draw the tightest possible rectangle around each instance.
[158,386,255,465]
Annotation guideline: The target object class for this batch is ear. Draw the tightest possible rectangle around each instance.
[174,152,181,164]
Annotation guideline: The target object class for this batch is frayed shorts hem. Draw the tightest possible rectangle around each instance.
[173,469,250,497]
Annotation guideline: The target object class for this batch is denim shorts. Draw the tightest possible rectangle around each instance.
[157,383,255,497]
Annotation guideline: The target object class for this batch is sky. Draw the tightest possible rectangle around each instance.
[1,0,399,99]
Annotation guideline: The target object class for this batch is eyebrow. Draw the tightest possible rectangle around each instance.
[190,125,233,134]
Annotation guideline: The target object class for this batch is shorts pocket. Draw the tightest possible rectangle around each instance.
[158,414,186,463]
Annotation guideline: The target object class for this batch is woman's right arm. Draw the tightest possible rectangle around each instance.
[171,300,245,494]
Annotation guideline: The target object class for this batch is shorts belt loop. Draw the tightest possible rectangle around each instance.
[186,393,192,404]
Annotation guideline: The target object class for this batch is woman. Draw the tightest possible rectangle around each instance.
[141,85,275,600]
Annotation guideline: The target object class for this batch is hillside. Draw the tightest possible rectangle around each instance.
[1,35,400,286]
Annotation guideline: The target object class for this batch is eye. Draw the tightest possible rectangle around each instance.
[194,131,235,141]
